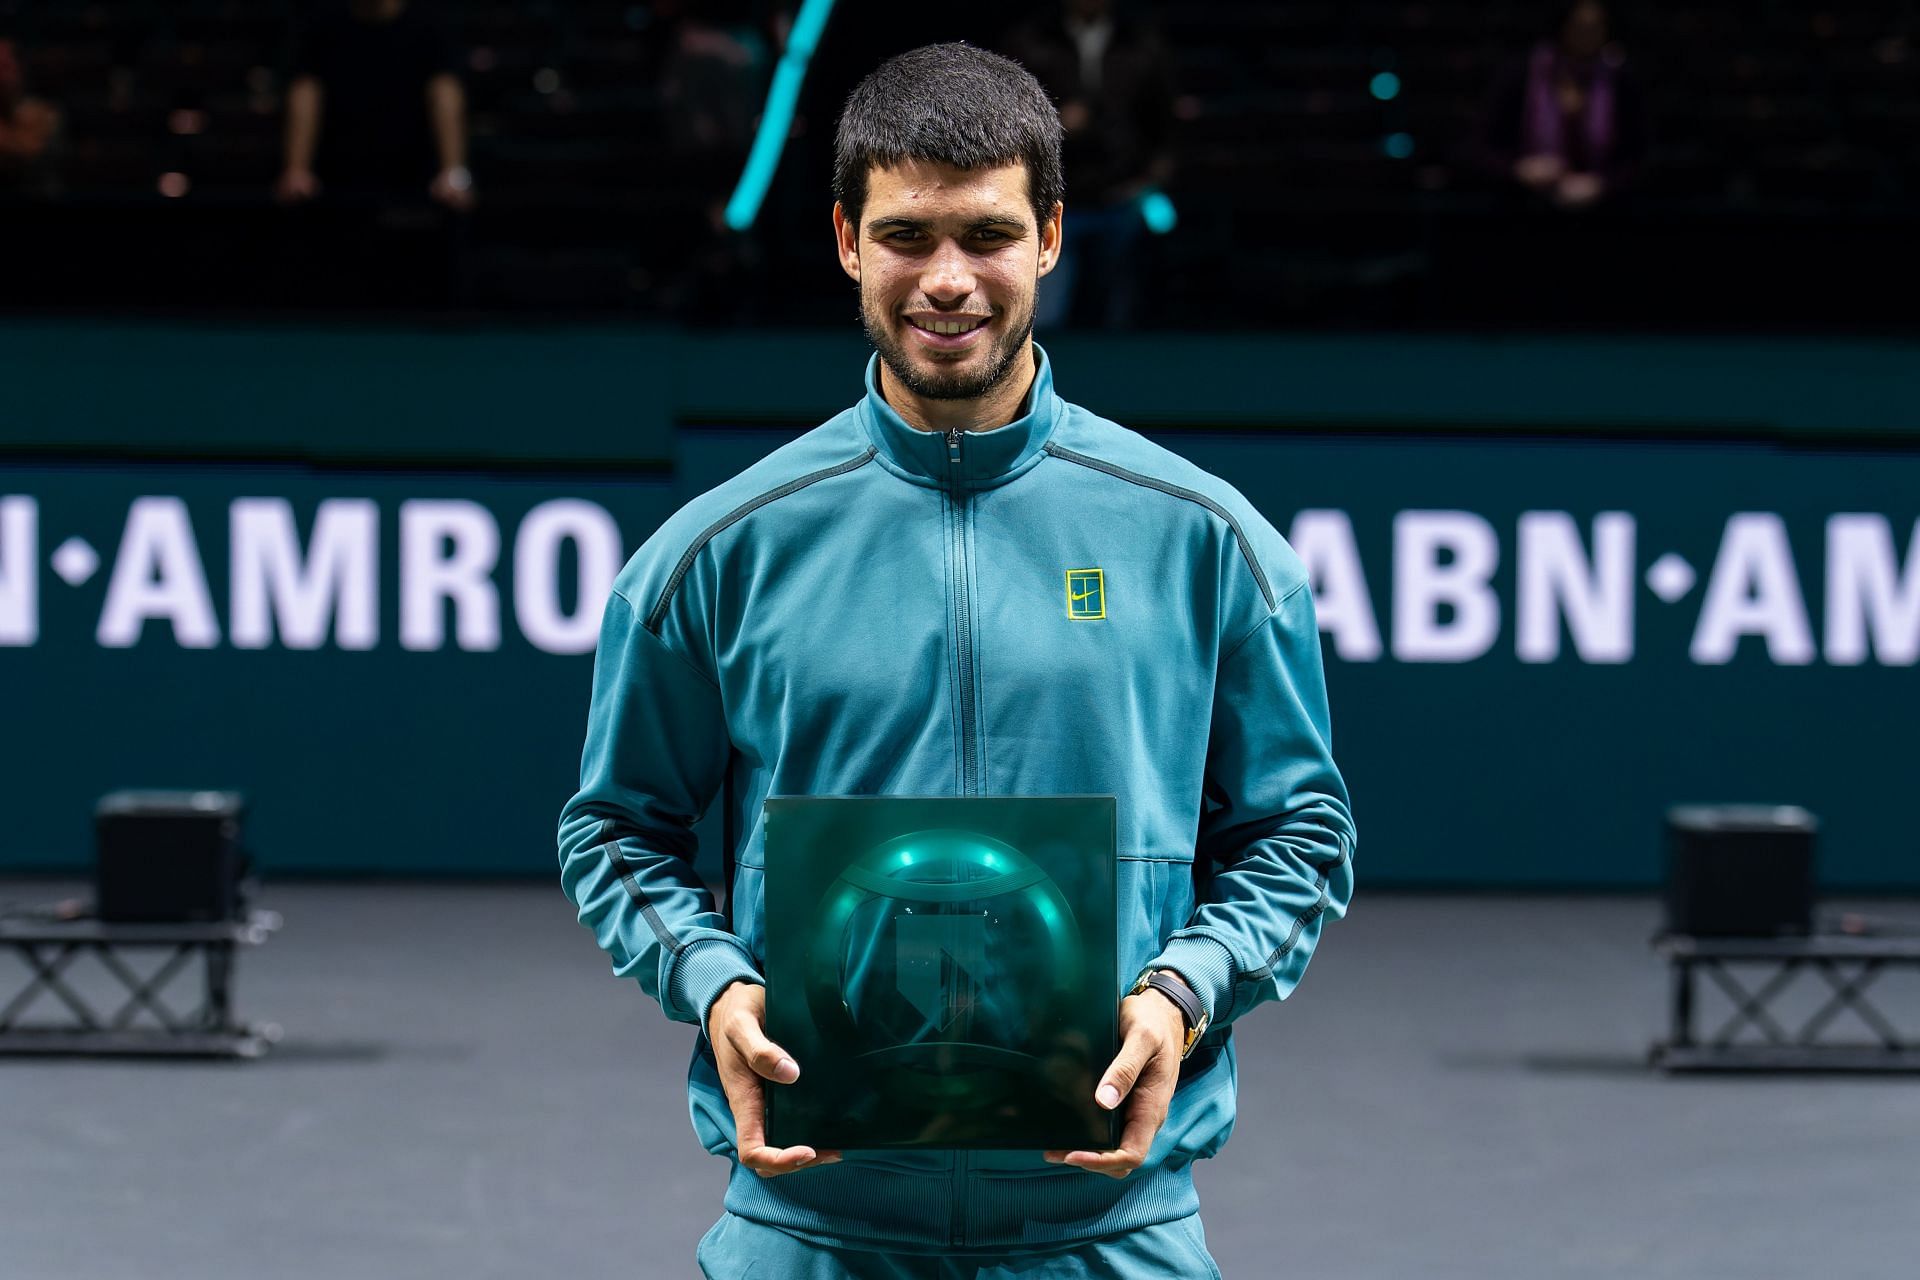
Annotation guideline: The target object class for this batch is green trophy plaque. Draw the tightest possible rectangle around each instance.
[763,795,1119,1151]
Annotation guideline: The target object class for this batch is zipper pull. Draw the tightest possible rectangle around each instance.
[946,427,962,465]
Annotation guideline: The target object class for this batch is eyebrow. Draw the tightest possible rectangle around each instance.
[866,214,1029,235]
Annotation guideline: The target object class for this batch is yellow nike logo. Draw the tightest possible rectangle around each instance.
[1066,568,1106,618]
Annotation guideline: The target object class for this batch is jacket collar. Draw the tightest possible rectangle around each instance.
[857,343,1061,489]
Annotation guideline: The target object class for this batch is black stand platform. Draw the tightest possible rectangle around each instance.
[0,910,281,1058]
[1651,932,1920,1072]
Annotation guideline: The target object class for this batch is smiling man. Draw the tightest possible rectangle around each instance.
[558,42,1355,1279]
[840,163,1046,425]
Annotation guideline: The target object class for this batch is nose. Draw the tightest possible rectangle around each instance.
[919,239,976,303]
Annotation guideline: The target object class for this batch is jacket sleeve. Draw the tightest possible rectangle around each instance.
[556,587,761,1031]
[1147,579,1356,1030]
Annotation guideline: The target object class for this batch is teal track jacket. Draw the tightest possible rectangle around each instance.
[558,346,1355,1253]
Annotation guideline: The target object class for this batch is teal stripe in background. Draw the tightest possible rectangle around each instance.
[724,0,839,233]
[1139,190,1178,234]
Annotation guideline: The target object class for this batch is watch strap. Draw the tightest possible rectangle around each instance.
[1141,970,1203,1032]
[1132,967,1209,1058]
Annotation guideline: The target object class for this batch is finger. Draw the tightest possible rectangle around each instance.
[739,1145,844,1178]
[1053,1147,1144,1179]
[721,1070,768,1151]
[739,1144,814,1176]
[726,1019,800,1084]
[1094,1025,1157,1110]
[1114,1106,1162,1169]
[1047,1088,1166,1179]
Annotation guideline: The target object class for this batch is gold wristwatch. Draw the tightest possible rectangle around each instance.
[1128,967,1209,1059]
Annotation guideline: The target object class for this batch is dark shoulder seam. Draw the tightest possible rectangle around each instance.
[1042,442,1276,610]
[644,447,877,635]
[1220,578,1310,665]
[610,588,722,691]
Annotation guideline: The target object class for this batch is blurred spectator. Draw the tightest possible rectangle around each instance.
[653,1,780,321]
[659,1,771,162]
[0,37,61,197]
[276,0,473,211]
[1476,1,1648,209]
[1004,0,1173,328]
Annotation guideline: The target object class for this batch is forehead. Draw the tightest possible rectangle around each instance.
[863,158,1034,226]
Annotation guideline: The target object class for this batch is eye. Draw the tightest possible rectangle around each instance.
[883,229,924,244]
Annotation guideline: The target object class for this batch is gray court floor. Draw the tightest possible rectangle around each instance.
[3,883,1918,1280]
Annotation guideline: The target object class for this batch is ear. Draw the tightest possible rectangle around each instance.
[1036,201,1064,279]
[833,203,860,282]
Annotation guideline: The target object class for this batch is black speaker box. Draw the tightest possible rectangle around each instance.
[94,791,247,924]
[1664,805,1816,938]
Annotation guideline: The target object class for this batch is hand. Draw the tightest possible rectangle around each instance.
[706,980,841,1177]
[274,167,321,204]
[428,165,476,211]
[1514,153,1565,190]
[1043,981,1188,1178]
[1553,171,1606,208]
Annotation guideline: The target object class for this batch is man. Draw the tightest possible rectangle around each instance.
[1475,1,1647,210]
[275,0,473,210]
[558,42,1354,1278]
[1004,0,1175,328]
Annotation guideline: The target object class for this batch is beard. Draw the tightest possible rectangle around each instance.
[861,291,1036,403]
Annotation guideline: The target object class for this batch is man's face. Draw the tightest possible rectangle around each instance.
[835,159,1061,403]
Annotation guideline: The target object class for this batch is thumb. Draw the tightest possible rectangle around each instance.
[1096,1027,1154,1111]
[729,1018,801,1084]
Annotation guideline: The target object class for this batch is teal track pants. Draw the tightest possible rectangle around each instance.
[696,1211,1224,1279]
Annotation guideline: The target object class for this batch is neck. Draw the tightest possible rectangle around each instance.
[881,342,1039,436]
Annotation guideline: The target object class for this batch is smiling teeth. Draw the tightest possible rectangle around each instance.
[923,319,985,335]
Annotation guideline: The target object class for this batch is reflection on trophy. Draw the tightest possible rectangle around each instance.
[765,797,1117,1150]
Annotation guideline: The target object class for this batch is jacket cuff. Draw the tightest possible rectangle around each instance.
[1146,933,1239,1027]
[666,937,763,1032]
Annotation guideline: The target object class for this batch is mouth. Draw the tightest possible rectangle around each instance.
[904,313,991,351]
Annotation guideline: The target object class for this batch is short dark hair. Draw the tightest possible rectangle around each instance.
[834,43,1065,229]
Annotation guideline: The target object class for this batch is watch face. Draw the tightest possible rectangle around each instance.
[763,795,1118,1151]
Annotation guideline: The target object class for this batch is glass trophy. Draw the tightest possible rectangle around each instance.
[762,795,1118,1151]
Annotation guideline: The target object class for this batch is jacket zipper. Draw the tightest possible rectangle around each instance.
[947,427,980,800]
[946,424,975,1246]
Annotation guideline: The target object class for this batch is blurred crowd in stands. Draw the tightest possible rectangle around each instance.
[1,1,1915,326]
[1474,1,1647,209]
[0,35,63,194]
